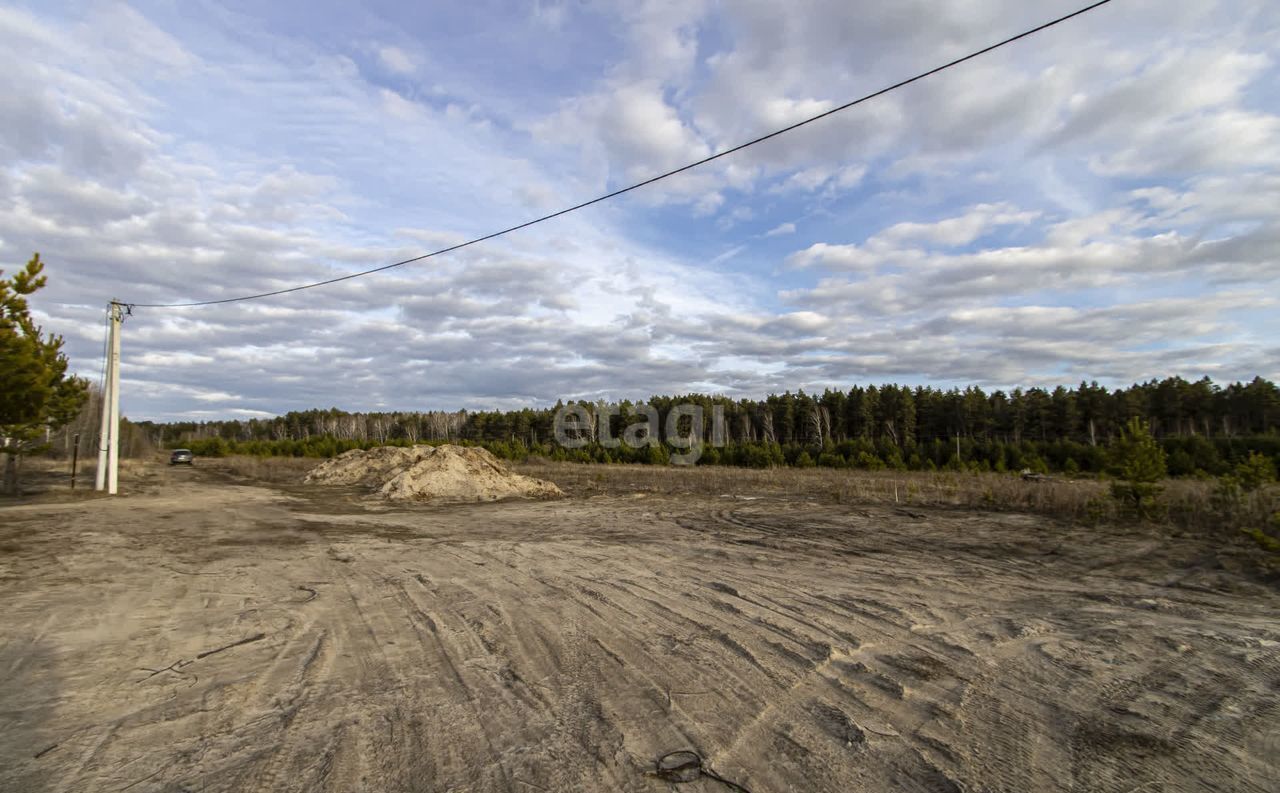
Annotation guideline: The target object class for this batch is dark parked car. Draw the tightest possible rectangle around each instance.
[170,449,194,465]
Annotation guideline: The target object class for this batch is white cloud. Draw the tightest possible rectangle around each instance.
[2,0,1278,419]
[534,79,711,195]
[377,45,417,75]
[771,164,866,195]
[879,203,1041,247]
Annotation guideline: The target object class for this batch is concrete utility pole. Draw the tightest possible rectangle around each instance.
[94,307,113,492]
[95,302,124,494]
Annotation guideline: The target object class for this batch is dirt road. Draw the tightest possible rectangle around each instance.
[1,463,1277,792]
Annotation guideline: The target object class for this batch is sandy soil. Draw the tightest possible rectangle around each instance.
[1,462,1277,792]
[306,445,563,502]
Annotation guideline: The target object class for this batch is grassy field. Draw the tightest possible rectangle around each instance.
[512,461,1278,546]
[12,453,1278,562]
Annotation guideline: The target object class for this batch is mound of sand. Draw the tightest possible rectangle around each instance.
[305,444,563,503]
[304,445,431,488]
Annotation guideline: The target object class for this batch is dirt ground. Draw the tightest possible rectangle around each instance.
[1,461,1277,792]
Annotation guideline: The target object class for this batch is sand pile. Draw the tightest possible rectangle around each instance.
[305,444,563,503]
[304,445,431,488]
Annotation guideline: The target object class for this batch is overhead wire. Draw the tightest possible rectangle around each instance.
[128,0,1113,309]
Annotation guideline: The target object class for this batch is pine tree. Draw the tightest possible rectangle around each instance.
[1,254,89,494]
[1234,452,1276,493]
[1107,417,1167,518]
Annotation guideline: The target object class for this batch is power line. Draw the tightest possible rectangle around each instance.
[130,0,1113,310]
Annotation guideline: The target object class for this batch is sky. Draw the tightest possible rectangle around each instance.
[2,0,1278,421]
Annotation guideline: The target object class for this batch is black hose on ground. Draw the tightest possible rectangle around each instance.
[653,750,753,792]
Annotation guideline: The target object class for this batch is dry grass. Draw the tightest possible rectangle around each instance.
[206,455,321,484]
[40,452,1265,546]
[517,461,1108,512]
[209,456,1118,520]
[0,456,127,500]
[514,461,1277,541]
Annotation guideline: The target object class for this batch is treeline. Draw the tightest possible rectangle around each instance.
[178,432,1280,479]
[135,376,1280,476]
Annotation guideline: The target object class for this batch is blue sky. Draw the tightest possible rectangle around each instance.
[2,0,1278,420]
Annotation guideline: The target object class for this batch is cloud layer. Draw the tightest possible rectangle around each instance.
[2,1,1278,419]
